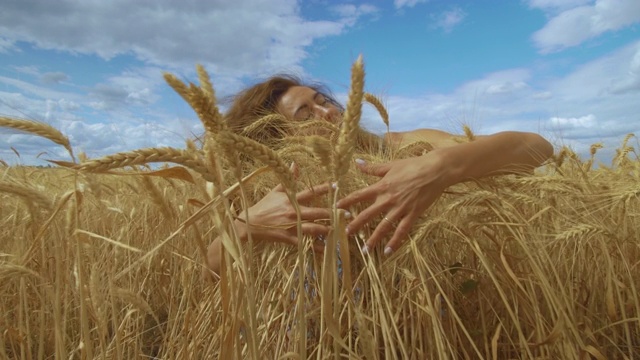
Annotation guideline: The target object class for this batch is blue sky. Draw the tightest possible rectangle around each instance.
[1,0,639,166]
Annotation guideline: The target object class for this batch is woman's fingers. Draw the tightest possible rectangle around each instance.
[300,222,330,238]
[278,222,329,248]
[299,206,332,222]
[336,184,379,210]
[296,183,331,202]
[354,158,391,177]
[344,197,387,236]
[358,207,403,250]
[380,216,414,255]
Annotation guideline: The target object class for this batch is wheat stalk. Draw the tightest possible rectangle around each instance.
[141,176,175,218]
[334,55,365,180]
[0,116,75,162]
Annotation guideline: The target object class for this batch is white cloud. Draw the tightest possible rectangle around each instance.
[13,66,40,76]
[532,0,640,53]
[86,67,167,110]
[0,75,81,102]
[0,37,17,53]
[58,99,80,112]
[533,91,553,99]
[40,72,69,85]
[431,7,467,33]
[527,0,592,11]
[394,0,429,9]
[607,43,640,94]
[457,69,532,98]
[549,114,597,128]
[486,81,529,95]
[331,4,379,20]
[0,1,362,78]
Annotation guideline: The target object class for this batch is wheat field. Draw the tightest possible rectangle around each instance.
[1,60,639,359]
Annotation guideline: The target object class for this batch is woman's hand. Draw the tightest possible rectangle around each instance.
[237,180,332,250]
[205,164,333,278]
[337,152,452,255]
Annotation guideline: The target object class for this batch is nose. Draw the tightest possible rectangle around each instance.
[314,104,341,123]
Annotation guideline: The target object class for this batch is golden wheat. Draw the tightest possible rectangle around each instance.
[75,147,214,181]
[463,124,476,141]
[0,180,53,211]
[0,116,75,161]
[293,119,340,135]
[363,92,389,129]
[216,131,295,191]
[334,55,365,180]
[241,114,288,136]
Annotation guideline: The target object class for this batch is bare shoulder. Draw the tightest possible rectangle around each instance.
[385,129,467,150]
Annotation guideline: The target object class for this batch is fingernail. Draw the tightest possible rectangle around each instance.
[355,158,366,165]
[345,226,350,235]
[344,211,351,219]
[361,245,369,254]
[384,247,393,256]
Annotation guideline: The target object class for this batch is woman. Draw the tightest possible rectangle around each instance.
[204,75,554,277]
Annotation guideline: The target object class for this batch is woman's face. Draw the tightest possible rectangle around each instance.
[276,86,341,123]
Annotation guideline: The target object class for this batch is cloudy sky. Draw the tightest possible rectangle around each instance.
[1,0,639,166]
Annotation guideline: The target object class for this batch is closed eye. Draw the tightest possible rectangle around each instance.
[316,94,329,106]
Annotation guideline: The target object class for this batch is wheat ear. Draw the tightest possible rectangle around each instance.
[216,131,295,191]
[397,141,434,157]
[293,120,340,135]
[189,83,225,134]
[364,92,389,129]
[164,69,225,135]
[196,64,215,98]
[307,136,333,170]
[334,55,365,180]
[0,116,75,162]
[0,180,53,211]
[163,73,191,104]
[463,125,476,141]
[75,147,213,181]
[241,114,289,136]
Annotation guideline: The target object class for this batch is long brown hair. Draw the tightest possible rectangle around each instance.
[223,75,384,153]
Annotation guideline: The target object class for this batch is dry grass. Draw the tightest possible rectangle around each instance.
[0,60,639,359]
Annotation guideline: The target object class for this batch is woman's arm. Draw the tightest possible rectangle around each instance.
[338,130,553,255]
[442,131,554,180]
[203,219,247,280]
